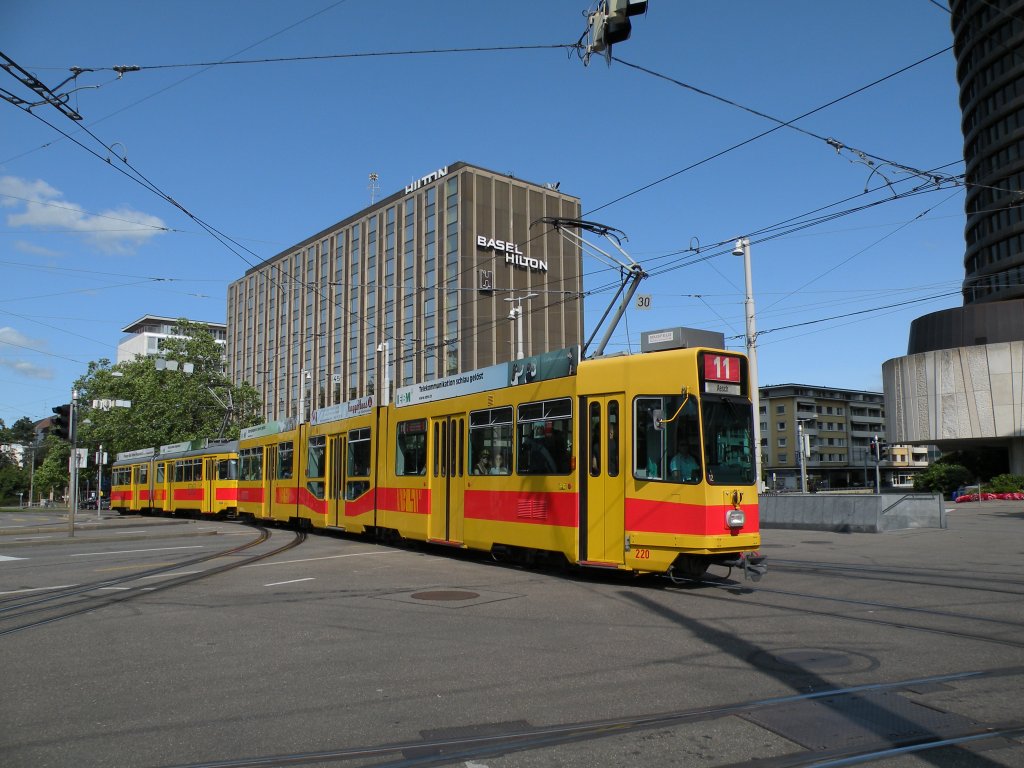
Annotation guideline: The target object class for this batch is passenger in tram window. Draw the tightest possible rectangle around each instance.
[670,439,700,482]
[489,451,509,474]
[473,449,491,475]
[524,425,557,473]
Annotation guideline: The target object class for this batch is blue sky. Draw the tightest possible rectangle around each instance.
[1,1,964,427]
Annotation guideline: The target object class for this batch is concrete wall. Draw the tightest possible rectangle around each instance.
[884,341,1024,437]
[759,493,946,533]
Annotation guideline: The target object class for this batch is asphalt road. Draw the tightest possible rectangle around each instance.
[0,503,1022,767]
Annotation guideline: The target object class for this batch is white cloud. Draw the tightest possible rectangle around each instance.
[0,176,61,206]
[0,327,54,380]
[0,358,54,380]
[13,240,62,258]
[0,327,38,348]
[0,175,167,254]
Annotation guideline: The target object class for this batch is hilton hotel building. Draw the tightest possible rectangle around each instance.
[227,162,584,421]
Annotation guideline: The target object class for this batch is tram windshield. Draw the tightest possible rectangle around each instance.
[701,397,755,485]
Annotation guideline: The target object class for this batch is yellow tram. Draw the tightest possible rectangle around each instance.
[234,344,764,579]
[111,440,239,517]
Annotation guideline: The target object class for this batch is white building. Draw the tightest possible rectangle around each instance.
[117,315,227,364]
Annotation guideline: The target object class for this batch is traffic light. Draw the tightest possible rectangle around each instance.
[869,436,887,462]
[51,403,71,441]
[589,0,648,61]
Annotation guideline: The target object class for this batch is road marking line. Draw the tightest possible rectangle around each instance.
[70,546,205,557]
[264,578,315,587]
[97,586,132,591]
[0,584,78,595]
[0,554,25,561]
[243,551,398,568]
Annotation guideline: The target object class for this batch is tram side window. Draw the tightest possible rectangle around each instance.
[138,464,149,484]
[633,396,701,483]
[219,458,238,481]
[469,406,513,475]
[174,459,199,482]
[239,447,263,481]
[517,398,572,475]
[113,467,130,486]
[156,463,165,483]
[346,427,371,500]
[396,419,427,475]
[278,441,294,480]
[307,436,326,500]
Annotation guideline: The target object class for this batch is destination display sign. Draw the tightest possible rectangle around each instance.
[703,353,743,396]
[240,420,290,440]
[117,447,155,461]
[311,395,376,425]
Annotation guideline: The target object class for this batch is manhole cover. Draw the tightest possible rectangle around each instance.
[411,590,480,601]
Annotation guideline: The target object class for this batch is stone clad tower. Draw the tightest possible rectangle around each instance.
[883,0,1024,471]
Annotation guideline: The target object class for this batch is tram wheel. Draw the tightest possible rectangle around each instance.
[675,556,708,580]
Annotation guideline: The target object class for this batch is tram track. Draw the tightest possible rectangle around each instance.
[666,573,1024,651]
[157,667,1024,768]
[769,558,1024,596]
[0,526,305,637]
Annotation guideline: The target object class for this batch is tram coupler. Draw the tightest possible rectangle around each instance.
[721,552,767,582]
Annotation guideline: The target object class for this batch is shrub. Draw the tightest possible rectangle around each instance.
[985,474,1024,493]
[913,463,972,496]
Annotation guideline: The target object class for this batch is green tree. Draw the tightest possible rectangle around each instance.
[913,462,972,496]
[73,319,262,463]
[32,434,70,503]
[6,416,37,446]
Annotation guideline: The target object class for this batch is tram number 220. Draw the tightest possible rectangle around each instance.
[634,548,651,560]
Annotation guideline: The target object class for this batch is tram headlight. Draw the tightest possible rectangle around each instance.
[726,509,745,528]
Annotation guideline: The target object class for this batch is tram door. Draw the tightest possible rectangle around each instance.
[428,413,466,543]
[328,434,347,528]
[204,458,216,514]
[263,444,277,520]
[156,461,169,512]
[147,463,157,513]
[584,396,626,565]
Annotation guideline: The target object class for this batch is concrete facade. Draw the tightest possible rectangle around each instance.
[226,162,583,422]
[882,342,1024,471]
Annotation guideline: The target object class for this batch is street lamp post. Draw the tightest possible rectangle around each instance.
[797,419,809,494]
[732,238,761,491]
[504,293,538,360]
[298,369,312,423]
[95,444,107,520]
[68,388,79,537]
[28,447,35,508]
[377,341,391,406]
